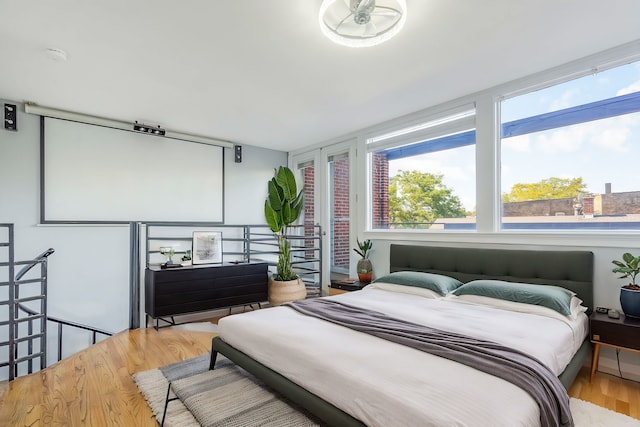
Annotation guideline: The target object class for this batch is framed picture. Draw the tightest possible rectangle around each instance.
[192,231,222,265]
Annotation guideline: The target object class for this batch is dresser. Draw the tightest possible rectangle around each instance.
[145,262,268,328]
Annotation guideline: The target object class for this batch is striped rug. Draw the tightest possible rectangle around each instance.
[133,353,321,427]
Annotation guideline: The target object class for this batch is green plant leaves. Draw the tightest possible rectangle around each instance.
[264,166,305,280]
[275,166,298,201]
[264,200,282,233]
[612,252,640,286]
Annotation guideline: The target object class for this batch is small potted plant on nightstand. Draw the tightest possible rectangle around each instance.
[612,252,640,318]
[354,239,373,284]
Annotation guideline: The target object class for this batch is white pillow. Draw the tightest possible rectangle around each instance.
[446,293,587,323]
[365,282,442,299]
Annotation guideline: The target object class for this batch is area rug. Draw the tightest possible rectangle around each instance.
[134,354,640,427]
[133,353,320,427]
[570,398,640,427]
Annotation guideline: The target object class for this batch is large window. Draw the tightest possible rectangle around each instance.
[368,108,476,230]
[501,60,640,230]
[359,45,640,235]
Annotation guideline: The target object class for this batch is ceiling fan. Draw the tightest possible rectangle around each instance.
[319,0,407,47]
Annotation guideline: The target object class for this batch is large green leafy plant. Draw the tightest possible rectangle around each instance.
[264,166,304,281]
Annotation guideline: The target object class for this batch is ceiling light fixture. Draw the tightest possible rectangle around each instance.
[319,0,407,48]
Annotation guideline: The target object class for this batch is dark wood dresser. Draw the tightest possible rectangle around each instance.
[145,262,268,328]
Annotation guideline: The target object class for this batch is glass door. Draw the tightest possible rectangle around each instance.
[292,141,355,295]
[293,155,321,296]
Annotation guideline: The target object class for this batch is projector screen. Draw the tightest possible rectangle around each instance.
[42,117,224,223]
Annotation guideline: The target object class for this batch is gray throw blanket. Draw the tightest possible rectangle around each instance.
[284,298,573,427]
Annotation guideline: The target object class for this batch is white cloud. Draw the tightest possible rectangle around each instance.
[536,127,584,154]
[390,155,472,182]
[530,115,637,154]
[617,80,640,96]
[503,134,530,152]
[550,88,580,111]
[590,126,631,152]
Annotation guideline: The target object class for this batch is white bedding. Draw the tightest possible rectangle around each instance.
[218,286,588,427]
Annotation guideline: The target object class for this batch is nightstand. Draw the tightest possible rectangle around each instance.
[329,279,367,296]
[589,311,640,381]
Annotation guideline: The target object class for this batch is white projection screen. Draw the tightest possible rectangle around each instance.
[42,118,224,223]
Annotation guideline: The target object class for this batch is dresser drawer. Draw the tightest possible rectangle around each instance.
[590,313,640,351]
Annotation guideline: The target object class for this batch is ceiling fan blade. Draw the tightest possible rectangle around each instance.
[373,5,402,15]
[363,21,378,37]
[370,11,399,17]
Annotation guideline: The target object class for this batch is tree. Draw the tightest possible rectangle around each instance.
[389,170,466,228]
[502,177,587,203]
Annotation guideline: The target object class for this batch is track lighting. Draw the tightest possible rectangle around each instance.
[134,121,165,136]
[24,103,234,148]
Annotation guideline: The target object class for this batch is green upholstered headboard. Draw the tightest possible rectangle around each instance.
[389,245,594,312]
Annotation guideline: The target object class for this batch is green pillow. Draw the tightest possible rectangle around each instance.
[373,271,462,296]
[452,280,573,316]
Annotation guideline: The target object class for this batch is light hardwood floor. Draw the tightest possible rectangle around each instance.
[1,327,639,426]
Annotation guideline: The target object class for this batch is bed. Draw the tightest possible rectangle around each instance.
[211,245,594,427]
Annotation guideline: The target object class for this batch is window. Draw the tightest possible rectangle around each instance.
[368,107,476,230]
[500,60,640,230]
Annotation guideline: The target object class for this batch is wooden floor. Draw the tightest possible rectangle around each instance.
[0,328,215,426]
[1,327,639,426]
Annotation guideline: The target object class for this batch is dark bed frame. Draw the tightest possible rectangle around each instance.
[211,245,594,427]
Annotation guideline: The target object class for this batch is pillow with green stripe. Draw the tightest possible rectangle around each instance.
[452,280,574,316]
[373,271,462,296]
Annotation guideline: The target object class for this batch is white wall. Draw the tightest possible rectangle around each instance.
[0,99,286,370]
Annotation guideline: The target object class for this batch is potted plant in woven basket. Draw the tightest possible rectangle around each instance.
[354,239,373,284]
[264,166,306,306]
[612,252,640,318]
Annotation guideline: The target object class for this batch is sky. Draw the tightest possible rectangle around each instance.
[388,60,640,211]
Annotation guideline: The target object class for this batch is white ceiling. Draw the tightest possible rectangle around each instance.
[1,1,640,152]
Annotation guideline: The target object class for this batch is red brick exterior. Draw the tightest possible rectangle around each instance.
[331,158,350,269]
[371,153,390,229]
[303,166,315,259]
[502,191,640,217]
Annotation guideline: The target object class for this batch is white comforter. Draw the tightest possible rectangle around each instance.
[218,286,587,427]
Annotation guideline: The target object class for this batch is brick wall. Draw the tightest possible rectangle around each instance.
[502,198,577,216]
[599,191,640,215]
[331,158,350,269]
[502,191,640,217]
[371,153,390,228]
[303,166,315,258]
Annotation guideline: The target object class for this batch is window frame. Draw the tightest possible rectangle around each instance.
[366,105,477,231]
[360,43,640,243]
